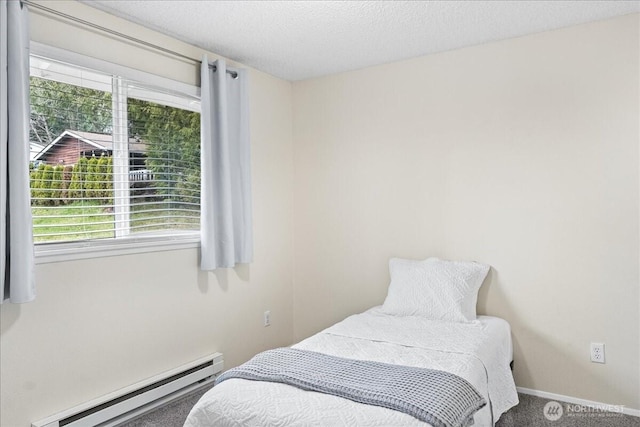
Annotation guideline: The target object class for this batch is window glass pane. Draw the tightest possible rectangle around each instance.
[30,72,115,243]
[127,96,201,235]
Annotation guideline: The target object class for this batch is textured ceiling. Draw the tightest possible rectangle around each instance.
[81,0,640,81]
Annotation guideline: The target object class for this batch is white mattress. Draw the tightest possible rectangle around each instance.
[184,308,519,427]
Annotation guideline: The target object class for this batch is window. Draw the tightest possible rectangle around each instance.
[29,53,201,260]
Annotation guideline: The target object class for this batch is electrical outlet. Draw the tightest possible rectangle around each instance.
[264,310,271,327]
[590,342,605,363]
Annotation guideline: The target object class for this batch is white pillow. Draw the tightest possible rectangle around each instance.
[381,257,490,323]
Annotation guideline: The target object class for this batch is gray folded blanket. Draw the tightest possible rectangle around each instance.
[215,347,486,427]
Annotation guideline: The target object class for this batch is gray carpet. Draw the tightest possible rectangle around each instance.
[118,387,639,427]
[118,386,211,427]
[495,394,639,427]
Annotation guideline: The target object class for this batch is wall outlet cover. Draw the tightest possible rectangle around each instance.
[590,342,605,364]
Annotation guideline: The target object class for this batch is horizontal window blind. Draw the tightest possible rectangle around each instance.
[29,55,200,244]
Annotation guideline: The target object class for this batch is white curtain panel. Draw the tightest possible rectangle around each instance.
[200,56,253,270]
[0,0,35,303]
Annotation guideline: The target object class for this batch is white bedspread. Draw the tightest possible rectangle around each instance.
[184,308,518,427]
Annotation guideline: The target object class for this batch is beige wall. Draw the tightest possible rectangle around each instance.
[1,2,294,426]
[293,13,639,410]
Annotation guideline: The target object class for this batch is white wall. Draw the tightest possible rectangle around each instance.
[293,14,639,410]
[0,2,294,426]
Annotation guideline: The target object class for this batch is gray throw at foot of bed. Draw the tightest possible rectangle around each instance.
[215,347,486,427]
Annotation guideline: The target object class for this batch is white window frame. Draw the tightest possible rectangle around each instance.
[30,42,202,264]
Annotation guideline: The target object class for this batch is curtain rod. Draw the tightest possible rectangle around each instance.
[21,0,238,78]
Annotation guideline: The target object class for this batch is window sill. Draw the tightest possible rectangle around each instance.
[34,233,200,264]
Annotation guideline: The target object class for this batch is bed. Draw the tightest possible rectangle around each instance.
[184,258,519,427]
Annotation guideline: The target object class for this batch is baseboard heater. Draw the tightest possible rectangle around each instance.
[32,353,223,427]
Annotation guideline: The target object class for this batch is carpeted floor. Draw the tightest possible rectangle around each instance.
[118,387,639,427]
[495,394,638,427]
[118,386,209,427]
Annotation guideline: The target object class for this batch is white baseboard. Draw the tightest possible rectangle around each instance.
[516,387,640,418]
